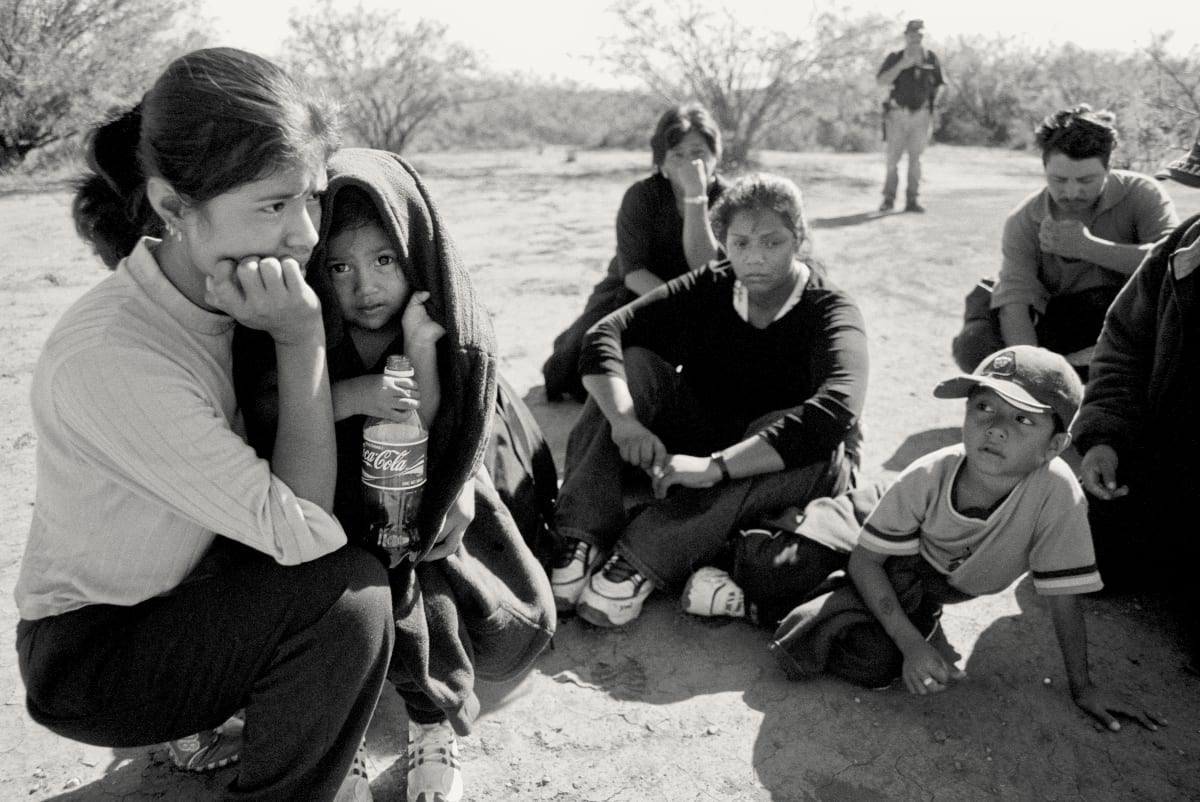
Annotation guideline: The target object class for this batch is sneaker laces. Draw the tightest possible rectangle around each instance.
[407,721,461,772]
[334,741,373,802]
[551,538,587,569]
[601,554,641,583]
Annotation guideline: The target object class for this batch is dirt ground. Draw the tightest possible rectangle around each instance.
[1,146,1198,801]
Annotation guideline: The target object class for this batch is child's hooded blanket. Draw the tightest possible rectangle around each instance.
[237,148,554,734]
[309,147,498,546]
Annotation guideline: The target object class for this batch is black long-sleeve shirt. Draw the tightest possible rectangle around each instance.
[580,261,869,467]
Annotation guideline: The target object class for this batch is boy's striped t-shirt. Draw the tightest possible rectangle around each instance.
[859,444,1102,597]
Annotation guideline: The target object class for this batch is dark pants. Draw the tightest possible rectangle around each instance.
[17,543,393,802]
[951,282,1118,378]
[554,347,854,591]
[771,554,972,688]
[1088,473,1200,664]
[732,528,848,628]
[730,482,888,627]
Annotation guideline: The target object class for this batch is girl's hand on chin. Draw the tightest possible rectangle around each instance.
[206,256,322,343]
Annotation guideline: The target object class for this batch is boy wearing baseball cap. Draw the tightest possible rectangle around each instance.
[768,346,1163,732]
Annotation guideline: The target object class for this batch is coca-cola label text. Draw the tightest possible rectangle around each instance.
[362,436,427,490]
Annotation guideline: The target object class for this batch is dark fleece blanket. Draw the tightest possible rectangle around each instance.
[310,148,497,543]
[236,148,555,735]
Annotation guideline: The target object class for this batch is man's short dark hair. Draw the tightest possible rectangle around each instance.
[1035,105,1119,168]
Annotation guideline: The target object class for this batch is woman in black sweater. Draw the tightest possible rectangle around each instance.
[549,173,869,628]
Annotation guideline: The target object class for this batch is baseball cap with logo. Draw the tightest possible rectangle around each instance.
[933,345,1083,429]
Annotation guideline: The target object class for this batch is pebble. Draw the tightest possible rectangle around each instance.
[1043,677,1052,686]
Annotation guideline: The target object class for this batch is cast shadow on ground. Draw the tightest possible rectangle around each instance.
[36,663,551,802]
[882,427,960,472]
[741,592,971,801]
[957,577,1200,800]
[741,575,1200,801]
[42,746,225,801]
[531,597,772,706]
[811,210,899,229]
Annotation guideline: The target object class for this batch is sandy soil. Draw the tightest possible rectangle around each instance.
[1,146,1198,801]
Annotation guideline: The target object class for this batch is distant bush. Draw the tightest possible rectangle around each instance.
[413,84,660,153]
[4,1,1195,175]
[933,35,1199,172]
[0,0,196,171]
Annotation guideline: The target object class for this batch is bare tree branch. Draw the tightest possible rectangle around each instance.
[600,0,891,165]
[283,0,490,153]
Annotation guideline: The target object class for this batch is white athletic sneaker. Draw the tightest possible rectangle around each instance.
[334,742,372,802]
[682,567,746,619]
[576,553,653,627]
[549,538,605,611]
[406,720,463,802]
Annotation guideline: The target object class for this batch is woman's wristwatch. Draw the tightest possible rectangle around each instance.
[710,452,732,482]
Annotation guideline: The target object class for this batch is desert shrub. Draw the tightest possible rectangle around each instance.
[0,0,198,170]
[933,34,1199,170]
[599,0,893,166]
[283,1,492,154]
[414,84,659,152]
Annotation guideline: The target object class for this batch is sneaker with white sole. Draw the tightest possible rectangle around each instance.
[334,741,373,802]
[406,720,463,802]
[576,553,653,627]
[167,710,244,772]
[682,567,746,619]
[549,538,605,612]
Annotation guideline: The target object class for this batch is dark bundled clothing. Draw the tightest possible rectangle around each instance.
[308,150,498,546]
[236,148,556,735]
[731,482,887,627]
[582,261,867,468]
[1072,214,1200,462]
[1071,215,1200,617]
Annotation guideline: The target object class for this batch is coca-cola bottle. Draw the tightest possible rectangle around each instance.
[361,354,427,566]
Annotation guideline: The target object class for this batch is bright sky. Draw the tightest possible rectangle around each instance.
[197,0,1195,86]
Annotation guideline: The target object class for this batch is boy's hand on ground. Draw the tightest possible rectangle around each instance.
[401,291,445,349]
[902,641,965,695]
[344,372,420,420]
[1072,684,1167,732]
[1079,445,1129,500]
[423,480,474,562]
[610,417,666,474]
[650,454,720,498]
